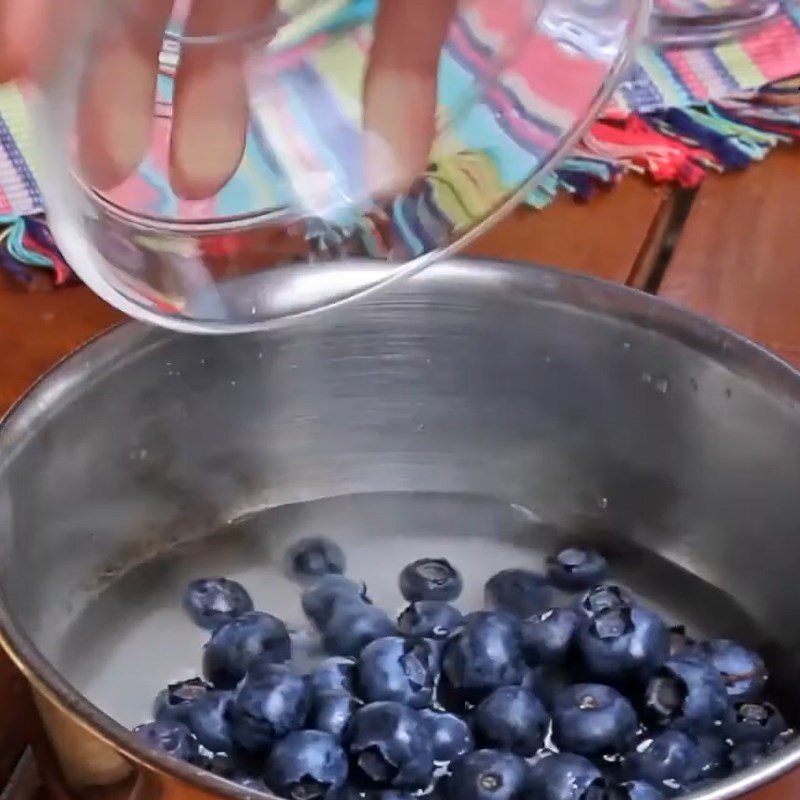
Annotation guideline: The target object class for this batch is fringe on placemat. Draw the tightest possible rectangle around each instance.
[3,89,799,287]
[0,214,72,286]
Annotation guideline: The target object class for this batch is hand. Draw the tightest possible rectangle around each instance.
[0,0,458,199]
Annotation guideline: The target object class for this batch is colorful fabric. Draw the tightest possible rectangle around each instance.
[1,1,800,284]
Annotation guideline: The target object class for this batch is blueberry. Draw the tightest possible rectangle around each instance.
[644,653,729,733]
[397,602,463,640]
[521,608,579,666]
[551,683,638,757]
[310,657,357,696]
[284,537,346,583]
[229,663,310,753]
[345,701,434,790]
[577,584,633,618]
[203,611,291,689]
[308,691,362,740]
[441,612,525,701]
[484,569,551,618]
[696,639,767,702]
[133,720,199,763]
[303,576,371,629]
[578,606,669,683]
[473,686,549,756]
[154,677,212,723]
[623,730,703,796]
[399,559,462,603]
[445,749,529,800]
[419,710,474,762]
[358,636,439,709]
[620,782,665,800]
[667,626,696,657]
[323,602,396,658]
[546,548,608,591]
[724,701,787,745]
[265,729,348,800]
[694,734,731,781]
[183,690,235,753]
[182,578,254,631]
[528,753,602,800]
[729,741,769,771]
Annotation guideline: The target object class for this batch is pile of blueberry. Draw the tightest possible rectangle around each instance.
[135,538,794,800]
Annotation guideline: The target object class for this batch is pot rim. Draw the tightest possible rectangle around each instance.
[1,259,799,800]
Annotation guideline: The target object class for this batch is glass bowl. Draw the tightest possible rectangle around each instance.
[35,0,648,332]
[651,0,781,46]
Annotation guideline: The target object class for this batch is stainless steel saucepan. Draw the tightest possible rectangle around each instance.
[1,260,799,800]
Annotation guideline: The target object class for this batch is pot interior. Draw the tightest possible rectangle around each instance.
[1,260,800,742]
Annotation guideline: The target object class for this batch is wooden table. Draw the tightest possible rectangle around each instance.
[1,145,799,795]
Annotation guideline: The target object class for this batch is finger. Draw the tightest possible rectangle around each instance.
[363,0,458,196]
[169,0,276,200]
[77,0,174,190]
[0,0,50,82]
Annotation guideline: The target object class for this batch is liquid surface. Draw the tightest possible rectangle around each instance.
[54,491,775,728]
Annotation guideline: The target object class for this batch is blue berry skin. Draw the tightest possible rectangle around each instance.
[473,686,549,757]
[202,611,291,689]
[723,701,787,745]
[551,683,638,757]
[133,721,199,763]
[309,656,357,694]
[623,730,703,796]
[729,741,769,771]
[284,537,346,583]
[399,559,463,603]
[694,734,731,781]
[528,753,602,800]
[577,584,633,618]
[265,730,348,800]
[183,690,235,754]
[441,612,525,699]
[229,663,310,753]
[397,602,463,640]
[303,576,371,629]
[484,569,552,618]
[696,639,768,702]
[521,608,579,666]
[310,657,357,696]
[730,728,794,771]
[668,626,696,657]
[154,678,212,723]
[308,691,362,740]
[182,578,254,631]
[357,636,439,709]
[445,749,529,800]
[621,781,665,800]
[345,701,434,790]
[546,548,608,591]
[521,665,571,710]
[644,653,729,733]
[323,602,396,658]
[419,710,474,762]
[578,606,669,683]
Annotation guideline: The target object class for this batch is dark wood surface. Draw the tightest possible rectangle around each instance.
[660,146,800,368]
[1,146,798,792]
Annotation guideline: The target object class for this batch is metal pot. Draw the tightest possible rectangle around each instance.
[1,259,799,800]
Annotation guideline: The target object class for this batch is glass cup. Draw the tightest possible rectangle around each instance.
[34,0,648,332]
